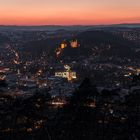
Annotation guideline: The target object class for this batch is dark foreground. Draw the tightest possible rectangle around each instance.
[0,78,140,140]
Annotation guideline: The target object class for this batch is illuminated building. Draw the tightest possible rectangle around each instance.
[55,71,76,81]
[55,41,67,57]
[56,40,79,57]
[0,74,6,81]
[136,68,140,74]
[55,65,77,81]
[61,40,67,49]
[61,42,67,49]
[0,68,8,84]
[48,98,67,108]
[70,39,79,48]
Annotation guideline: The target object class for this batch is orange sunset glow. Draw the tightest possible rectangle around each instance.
[0,0,140,25]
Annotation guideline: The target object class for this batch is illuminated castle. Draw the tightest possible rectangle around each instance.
[70,39,79,48]
[56,40,79,57]
[61,42,67,49]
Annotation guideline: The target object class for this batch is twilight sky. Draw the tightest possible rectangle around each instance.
[0,0,140,25]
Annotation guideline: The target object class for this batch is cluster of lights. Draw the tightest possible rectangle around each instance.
[55,40,79,57]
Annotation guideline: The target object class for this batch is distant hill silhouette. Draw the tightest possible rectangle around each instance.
[60,31,136,58]
[22,31,137,59]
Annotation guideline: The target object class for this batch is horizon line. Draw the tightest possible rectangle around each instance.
[0,23,140,27]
